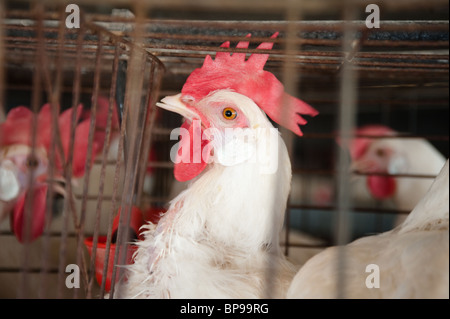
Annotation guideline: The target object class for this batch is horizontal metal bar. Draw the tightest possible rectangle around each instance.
[0,230,79,237]
[288,204,411,215]
[298,132,450,141]
[291,167,442,178]
[0,267,60,273]
[5,0,450,16]
[280,242,328,249]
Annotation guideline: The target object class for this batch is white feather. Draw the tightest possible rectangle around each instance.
[0,161,20,202]
[287,159,449,299]
[351,137,446,212]
[118,91,297,298]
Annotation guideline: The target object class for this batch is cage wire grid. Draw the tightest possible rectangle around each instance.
[0,4,165,298]
[0,0,448,299]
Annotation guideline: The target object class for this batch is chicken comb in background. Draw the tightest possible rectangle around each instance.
[181,32,319,137]
[348,125,397,162]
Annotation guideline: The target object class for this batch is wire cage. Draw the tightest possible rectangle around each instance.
[106,15,449,250]
[0,0,448,299]
[0,3,164,298]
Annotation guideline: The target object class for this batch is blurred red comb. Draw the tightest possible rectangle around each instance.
[347,124,397,160]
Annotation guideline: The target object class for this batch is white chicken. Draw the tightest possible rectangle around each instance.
[288,125,447,242]
[287,159,449,299]
[116,33,318,298]
[347,125,446,213]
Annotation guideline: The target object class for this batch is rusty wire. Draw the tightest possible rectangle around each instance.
[0,2,448,299]
[1,7,164,299]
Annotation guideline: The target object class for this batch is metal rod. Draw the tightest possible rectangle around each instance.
[38,5,67,299]
[17,1,44,299]
[83,32,105,300]
[68,22,90,299]
[334,2,359,299]
[0,0,5,123]
[99,43,121,298]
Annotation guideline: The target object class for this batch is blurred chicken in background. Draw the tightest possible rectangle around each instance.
[347,125,446,224]
[287,124,446,244]
[0,96,117,243]
[287,159,449,298]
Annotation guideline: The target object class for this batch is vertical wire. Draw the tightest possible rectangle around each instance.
[99,44,121,299]
[280,0,302,260]
[58,22,85,299]
[112,0,150,298]
[257,0,301,299]
[135,60,156,207]
[0,0,5,123]
[262,0,303,299]
[107,48,133,299]
[17,1,44,298]
[135,56,164,208]
[81,31,104,299]
[112,49,147,299]
[38,5,66,299]
[83,28,120,299]
[70,23,90,298]
[107,56,128,298]
[334,1,358,299]
[107,50,135,299]
[29,4,74,299]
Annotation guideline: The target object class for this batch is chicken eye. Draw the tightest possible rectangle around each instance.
[26,155,39,169]
[375,148,385,157]
[222,107,237,120]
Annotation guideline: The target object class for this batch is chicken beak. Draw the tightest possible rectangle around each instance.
[349,158,368,174]
[156,94,212,182]
[156,94,201,123]
[348,158,375,184]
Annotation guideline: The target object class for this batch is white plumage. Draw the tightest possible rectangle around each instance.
[287,159,449,299]
[118,90,298,298]
[349,127,446,213]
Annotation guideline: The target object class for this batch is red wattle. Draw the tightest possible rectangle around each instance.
[174,121,210,182]
[11,184,49,243]
[367,175,396,200]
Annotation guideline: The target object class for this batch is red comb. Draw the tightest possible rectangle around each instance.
[181,33,318,136]
[350,125,397,160]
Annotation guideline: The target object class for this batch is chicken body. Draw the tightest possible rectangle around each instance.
[287,159,449,299]
[120,90,298,298]
[118,33,318,298]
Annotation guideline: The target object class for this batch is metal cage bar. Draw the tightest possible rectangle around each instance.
[0,0,448,299]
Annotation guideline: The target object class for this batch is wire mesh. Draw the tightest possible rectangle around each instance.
[0,4,164,298]
[0,0,448,299]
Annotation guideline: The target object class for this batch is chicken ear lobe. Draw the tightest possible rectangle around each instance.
[214,128,256,167]
[174,121,210,182]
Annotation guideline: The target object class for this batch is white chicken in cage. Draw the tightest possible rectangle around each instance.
[117,33,319,298]
[287,159,449,299]
[346,124,446,223]
[0,1,448,301]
